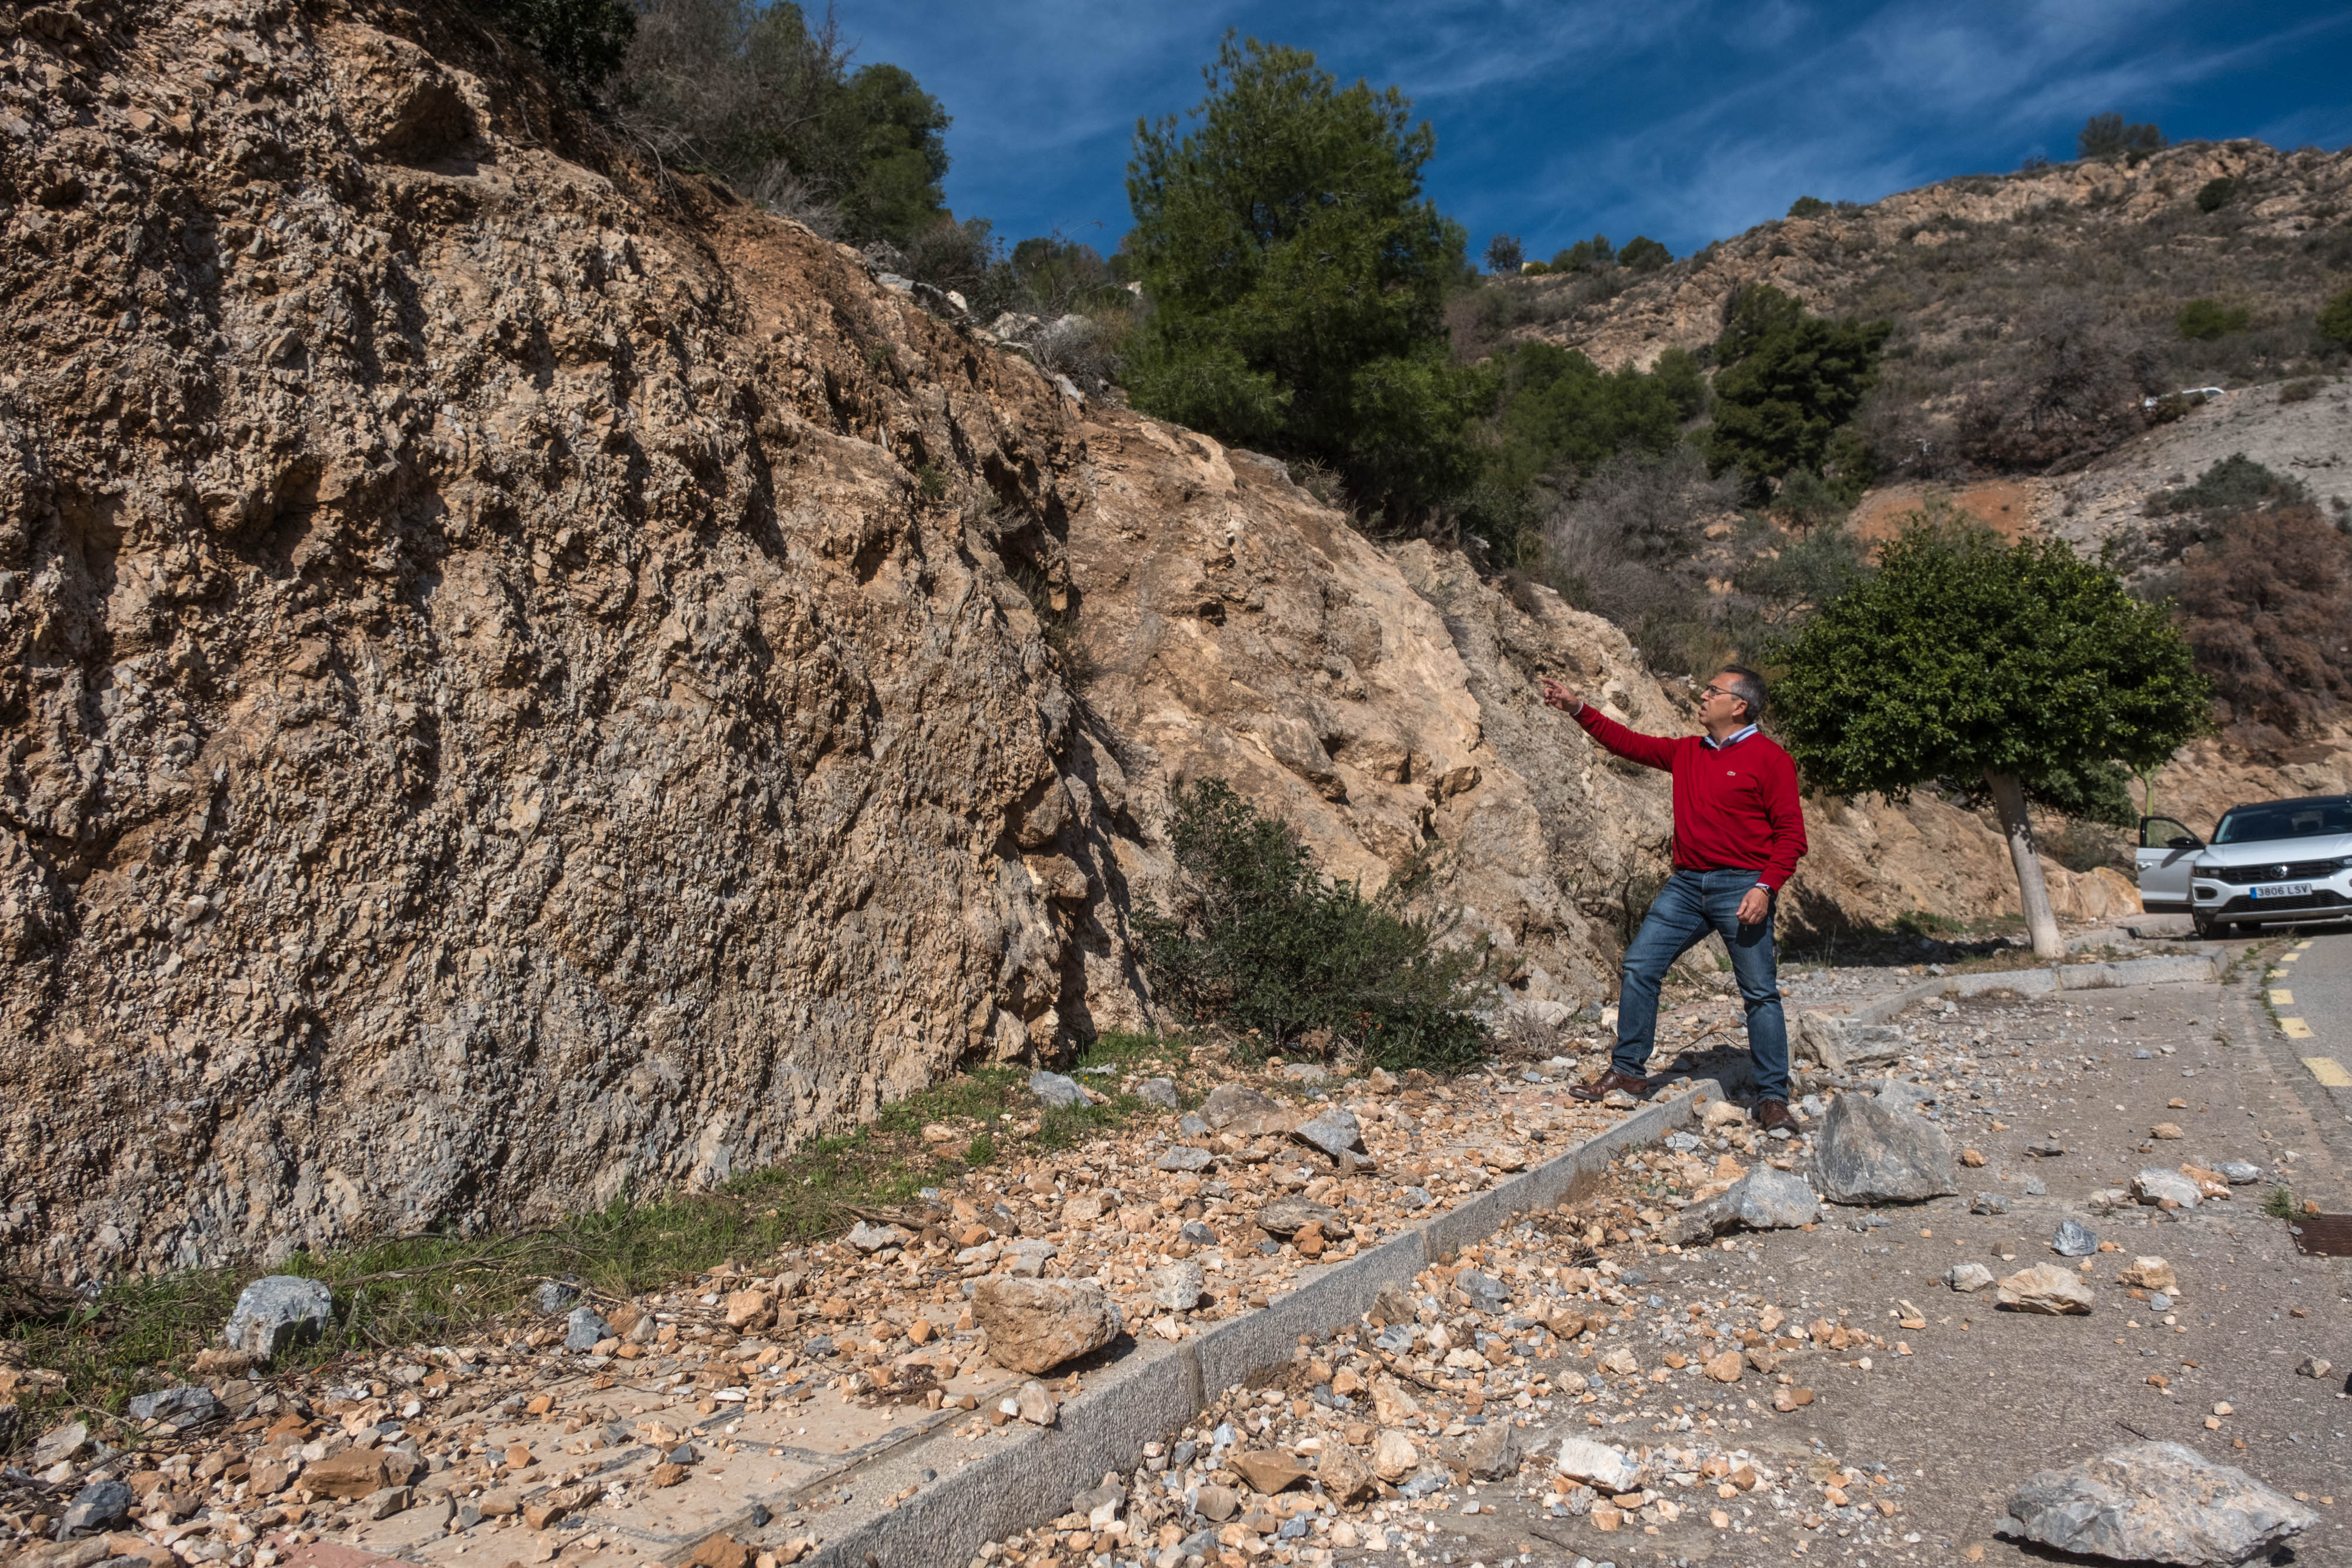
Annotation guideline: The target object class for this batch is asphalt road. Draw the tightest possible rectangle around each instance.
[2243,926,2352,1207]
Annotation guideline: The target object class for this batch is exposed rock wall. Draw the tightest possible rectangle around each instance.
[0,0,1131,1279]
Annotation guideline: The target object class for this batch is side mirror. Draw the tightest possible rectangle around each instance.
[2167,835,2199,850]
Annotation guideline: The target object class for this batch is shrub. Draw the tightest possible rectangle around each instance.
[1553,234,1614,270]
[2077,113,2163,160]
[1537,449,1740,671]
[1134,780,1490,1071]
[473,0,635,96]
[2195,177,2238,213]
[1617,235,1671,273]
[616,0,950,247]
[2279,377,2323,403]
[1123,37,1484,527]
[1484,233,1525,274]
[2176,297,2250,340]
[2174,504,2352,734]
[1787,195,1831,219]
[1957,304,2146,470]
[2146,453,2308,518]
[2319,286,2352,349]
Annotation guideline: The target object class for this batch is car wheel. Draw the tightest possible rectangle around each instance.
[2192,911,2230,940]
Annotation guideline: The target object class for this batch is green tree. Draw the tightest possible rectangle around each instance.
[1552,234,1614,270]
[1484,233,1525,274]
[2175,297,2249,341]
[1786,195,1830,219]
[2195,176,2237,213]
[473,0,635,96]
[617,1,948,247]
[1705,286,1890,497]
[2318,285,2352,349]
[1771,519,2210,957]
[1123,36,1482,523]
[1617,235,1671,273]
[2077,112,2163,160]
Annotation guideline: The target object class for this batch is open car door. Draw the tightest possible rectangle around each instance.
[2136,816,2201,911]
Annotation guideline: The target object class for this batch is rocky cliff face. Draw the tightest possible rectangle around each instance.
[4,0,2310,1282]
[0,0,1138,1279]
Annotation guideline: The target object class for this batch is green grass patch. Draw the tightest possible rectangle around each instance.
[2263,1185,2296,1218]
[1,1049,1187,1450]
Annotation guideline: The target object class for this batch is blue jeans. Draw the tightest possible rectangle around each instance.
[1613,868,1789,1104]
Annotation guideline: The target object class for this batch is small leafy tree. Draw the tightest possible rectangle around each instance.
[1772,520,2210,958]
[1123,36,1483,525]
[1135,780,1488,1071]
[2318,285,2352,349]
[2195,176,2237,212]
[1553,235,1613,270]
[2077,113,2164,160]
[1786,195,1831,219]
[1484,233,1525,274]
[1617,235,1671,273]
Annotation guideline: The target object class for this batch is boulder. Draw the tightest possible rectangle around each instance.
[1003,1238,1058,1277]
[532,1281,580,1314]
[1147,1260,1205,1312]
[57,1478,131,1537]
[972,1276,1122,1373]
[1555,1437,1641,1492]
[2006,1441,2317,1564]
[2132,1169,2202,1208]
[1997,1263,2094,1315]
[1202,1085,1292,1136]
[1702,1350,1744,1383]
[1014,1380,1057,1426]
[563,1305,613,1352]
[1371,1377,1420,1425]
[1291,1108,1367,1161]
[302,1447,417,1500]
[125,1386,222,1429]
[2118,1256,2179,1293]
[1810,1090,1956,1205]
[1455,1269,1512,1310]
[1945,1263,1996,1293]
[31,1419,89,1468]
[1233,1452,1309,1494]
[1154,1145,1215,1173]
[1136,1078,1180,1110]
[1317,1442,1377,1503]
[1371,1430,1419,1480]
[223,1276,335,1362]
[1255,1196,1344,1238]
[1028,1071,1087,1109]
[846,1221,910,1253]
[1792,1014,1906,1072]
[1464,1420,1522,1480]
[2217,1161,2261,1185]
[1194,1485,1240,1522]
[2053,1219,2100,1258]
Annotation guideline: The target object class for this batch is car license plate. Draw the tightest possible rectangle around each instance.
[2251,882,2311,899]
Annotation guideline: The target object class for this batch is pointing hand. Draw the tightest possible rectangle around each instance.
[1540,677,1581,713]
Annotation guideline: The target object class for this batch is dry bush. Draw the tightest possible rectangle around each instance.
[1956,305,2151,471]
[2174,504,2352,735]
[1538,450,1741,673]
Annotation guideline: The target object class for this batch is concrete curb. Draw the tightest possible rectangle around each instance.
[1832,953,2220,1027]
[791,1078,1725,1568]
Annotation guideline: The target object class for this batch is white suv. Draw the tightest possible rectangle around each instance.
[2137,795,2352,938]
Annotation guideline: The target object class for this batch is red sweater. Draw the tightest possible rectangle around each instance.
[1574,706,1809,890]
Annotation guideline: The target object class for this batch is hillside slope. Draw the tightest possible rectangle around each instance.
[0,0,2288,1282]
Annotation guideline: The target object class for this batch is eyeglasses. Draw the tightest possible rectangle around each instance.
[1699,685,1733,700]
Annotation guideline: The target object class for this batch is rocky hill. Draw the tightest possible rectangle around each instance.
[0,0,2301,1281]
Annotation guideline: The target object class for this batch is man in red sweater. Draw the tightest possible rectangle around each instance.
[1542,665,1809,1132]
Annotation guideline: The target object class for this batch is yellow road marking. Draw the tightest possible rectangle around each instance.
[2306,1057,2352,1088]
[2281,953,2300,964]
[2297,939,2314,950]
[2281,1018,2314,1040]
[2271,989,2294,1006]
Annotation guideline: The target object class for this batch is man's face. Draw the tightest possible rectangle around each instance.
[1698,674,1749,725]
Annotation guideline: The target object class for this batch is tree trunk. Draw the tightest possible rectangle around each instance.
[1985,769,2063,959]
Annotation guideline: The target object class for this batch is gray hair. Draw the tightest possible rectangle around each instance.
[1717,665,1766,723]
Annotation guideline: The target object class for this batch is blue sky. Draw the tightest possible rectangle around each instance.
[842,0,2352,265]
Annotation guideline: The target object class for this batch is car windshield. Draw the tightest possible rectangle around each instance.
[2213,800,2352,844]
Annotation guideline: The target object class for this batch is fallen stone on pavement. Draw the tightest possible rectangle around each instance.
[2053,1218,2100,1257]
[971,1276,1124,1373]
[1809,1088,1956,1205]
[1556,1437,1642,1492]
[1997,1263,2095,1315]
[2006,1441,2318,1564]
[2132,1168,2203,1208]
[1946,1262,1996,1292]
[2119,1255,2180,1293]
[222,1276,335,1362]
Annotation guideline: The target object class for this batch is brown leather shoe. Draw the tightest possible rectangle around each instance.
[1570,1069,1652,1103]
[1756,1099,1796,1134]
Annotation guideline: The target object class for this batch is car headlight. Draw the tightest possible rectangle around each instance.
[2191,865,2216,878]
